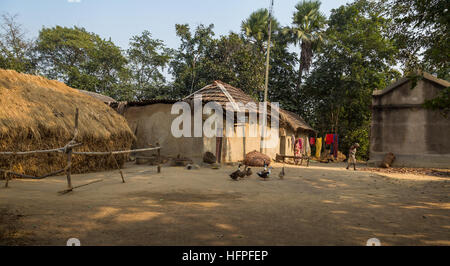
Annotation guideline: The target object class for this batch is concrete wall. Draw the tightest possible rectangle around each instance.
[370,79,450,168]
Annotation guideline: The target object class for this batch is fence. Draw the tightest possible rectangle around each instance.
[0,108,161,194]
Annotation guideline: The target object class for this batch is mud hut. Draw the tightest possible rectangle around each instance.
[279,109,316,156]
[123,80,315,163]
[0,69,135,176]
[369,72,450,168]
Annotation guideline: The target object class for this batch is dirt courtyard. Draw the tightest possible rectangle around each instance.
[1,162,449,246]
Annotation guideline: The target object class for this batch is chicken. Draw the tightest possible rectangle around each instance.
[245,166,252,177]
[257,166,272,181]
[237,164,246,179]
[229,164,243,181]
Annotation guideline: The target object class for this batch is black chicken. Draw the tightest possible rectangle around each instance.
[257,166,272,181]
[230,164,244,181]
[245,166,252,177]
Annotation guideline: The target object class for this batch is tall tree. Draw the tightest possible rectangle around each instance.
[0,13,36,73]
[170,26,265,99]
[304,0,400,159]
[284,0,326,87]
[127,30,172,100]
[267,32,299,112]
[35,26,130,100]
[169,24,215,97]
[390,0,449,117]
[241,8,279,52]
[203,33,265,98]
[391,0,449,79]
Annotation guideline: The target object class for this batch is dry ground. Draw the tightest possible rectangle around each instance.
[0,161,449,246]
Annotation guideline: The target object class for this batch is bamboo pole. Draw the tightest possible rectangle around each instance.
[0,168,66,179]
[0,143,82,155]
[109,151,125,183]
[65,108,79,190]
[72,147,160,155]
[58,179,103,195]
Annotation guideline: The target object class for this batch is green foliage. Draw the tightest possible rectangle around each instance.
[391,0,449,80]
[0,14,36,73]
[423,86,450,118]
[303,0,400,159]
[169,24,216,97]
[241,8,279,51]
[267,33,299,111]
[35,26,130,100]
[127,30,172,100]
[170,24,265,99]
[284,0,326,84]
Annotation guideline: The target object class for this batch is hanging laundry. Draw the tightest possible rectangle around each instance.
[310,137,315,145]
[330,137,334,154]
[325,134,334,145]
[315,137,322,158]
[306,137,311,156]
[294,138,302,156]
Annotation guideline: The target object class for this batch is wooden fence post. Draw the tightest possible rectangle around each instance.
[65,108,79,190]
[66,148,73,189]
[156,142,161,173]
[4,172,8,188]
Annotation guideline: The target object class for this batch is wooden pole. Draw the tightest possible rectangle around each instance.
[58,179,103,195]
[4,172,8,188]
[260,0,274,154]
[65,108,79,190]
[156,142,161,173]
[66,149,73,189]
[110,151,125,183]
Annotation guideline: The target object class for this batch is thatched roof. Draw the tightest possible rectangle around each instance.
[183,80,258,113]
[0,69,134,176]
[78,89,117,103]
[183,80,315,132]
[126,98,180,106]
[279,109,315,133]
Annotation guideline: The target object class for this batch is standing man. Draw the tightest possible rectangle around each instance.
[346,143,360,170]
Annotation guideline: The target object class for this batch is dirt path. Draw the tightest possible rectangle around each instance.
[1,162,449,246]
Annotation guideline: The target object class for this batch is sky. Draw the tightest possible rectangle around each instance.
[1,0,352,50]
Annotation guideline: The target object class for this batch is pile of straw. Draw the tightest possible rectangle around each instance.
[243,150,271,167]
[0,69,135,177]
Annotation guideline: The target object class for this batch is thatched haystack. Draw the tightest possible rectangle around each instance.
[0,69,135,177]
[244,150,271,167]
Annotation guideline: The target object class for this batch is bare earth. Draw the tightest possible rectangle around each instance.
[1,162,449,246]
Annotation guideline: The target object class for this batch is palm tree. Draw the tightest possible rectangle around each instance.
[241,8,279,52]
[284,0,325,87]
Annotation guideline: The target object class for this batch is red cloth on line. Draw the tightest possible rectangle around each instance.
[325,134,334,145]
[310,137,315,145]
[295,138,302,156]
